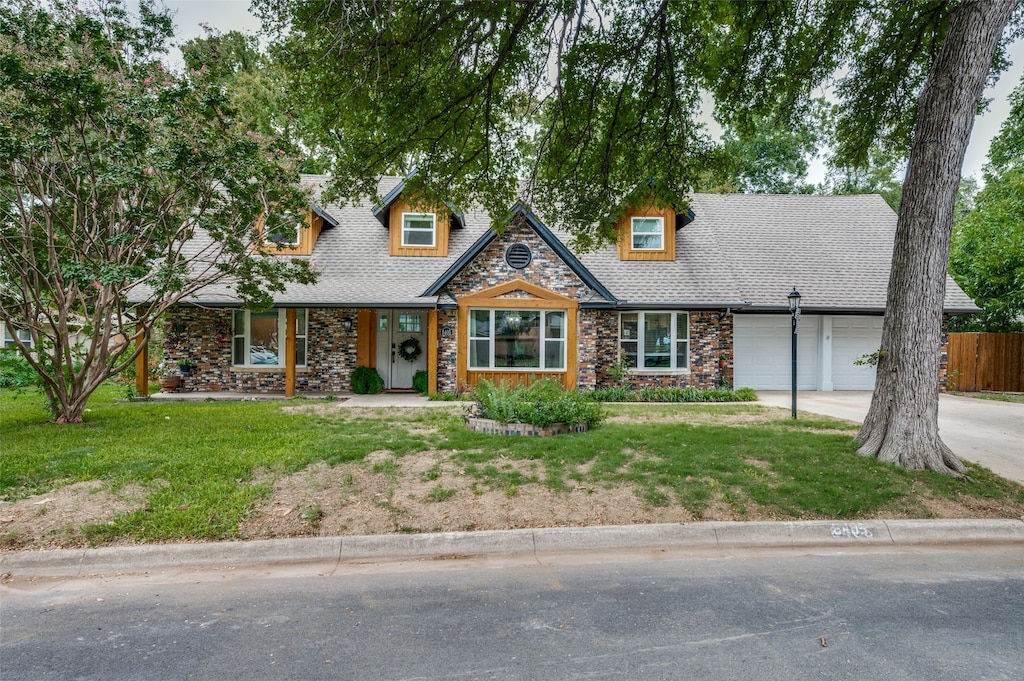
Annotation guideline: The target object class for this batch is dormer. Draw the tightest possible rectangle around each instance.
[261,204,338,256]
[373,178,464,257]
[614,199,695,261]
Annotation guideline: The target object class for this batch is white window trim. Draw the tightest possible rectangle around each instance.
[631,216,665,251]
[401,212,437,247]
[232,308,307,368]
[468,308,567,372]
[619,311,690,371]
[264,213,304,247]
[3,326,32,349]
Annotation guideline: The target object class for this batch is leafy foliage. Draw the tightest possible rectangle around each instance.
[589,386,758,403]
[350,366,384,394]
[0,0,317,421]
[412,370,429,395]
[949,82,1024,332]
[474,379,604,428]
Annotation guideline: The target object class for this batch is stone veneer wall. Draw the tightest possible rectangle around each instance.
[436,309,459,393]
[938,313,950,391]
[162,306,358,393]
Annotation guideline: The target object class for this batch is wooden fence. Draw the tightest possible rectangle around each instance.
[947,333,1024,392]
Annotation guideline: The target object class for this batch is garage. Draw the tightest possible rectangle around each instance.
[733,314,884,391]
[830,316,884,390]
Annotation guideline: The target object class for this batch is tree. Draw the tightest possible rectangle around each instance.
[257,0,1020,473]
[949,81,1024,332]
[819,146,906,211]
[0,0,316,423]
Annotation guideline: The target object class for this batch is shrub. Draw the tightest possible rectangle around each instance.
[412,370,428,395]
[474,379,604,428]
[350,366,384,394]
[588,385,758,403]
[0,350,39,388]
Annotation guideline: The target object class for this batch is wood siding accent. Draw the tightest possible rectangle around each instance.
[456,280,579,391]
[285,308,296,396]
[427,309,438,395]
[388,198,451,257]
[356,309,377,368]
[261,209,323,256]
[135,323,148,397]
[948,332,1023,392]
[616,204,676,261]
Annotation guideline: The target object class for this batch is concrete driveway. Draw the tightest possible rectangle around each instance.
[757,391,1024,484]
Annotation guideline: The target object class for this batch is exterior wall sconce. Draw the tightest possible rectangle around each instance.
[343,318,353,332]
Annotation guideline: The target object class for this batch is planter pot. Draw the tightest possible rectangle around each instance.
[159,375,182,393]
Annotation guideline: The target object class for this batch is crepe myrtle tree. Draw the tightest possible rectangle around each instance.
[0,0,317,423]
[260,0,1019,474]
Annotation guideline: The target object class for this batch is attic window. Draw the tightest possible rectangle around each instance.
[505,243,532,269]
[631,217,664,250]
[264,210,303,246]
[402,212,436,247]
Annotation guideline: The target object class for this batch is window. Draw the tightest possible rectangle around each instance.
[2,327,32,349]
[232,309,307,367]
[264,210,304,246]
[402,212,436,247]
[398,313,421,333]
[469,309,565,370]
[619,312,689,370]
[631,216,664,250]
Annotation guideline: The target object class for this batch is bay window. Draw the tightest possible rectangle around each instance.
[232,308,307,367]
[469,309,566,370]
[619,311,689,370]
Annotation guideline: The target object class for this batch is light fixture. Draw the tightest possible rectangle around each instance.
[343,319,353,332]
[789,287,801,420]
[506,312,521,326]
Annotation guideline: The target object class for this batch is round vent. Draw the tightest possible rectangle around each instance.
[505,243,532,269]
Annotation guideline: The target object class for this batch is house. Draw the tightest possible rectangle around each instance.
[154,175,978,395]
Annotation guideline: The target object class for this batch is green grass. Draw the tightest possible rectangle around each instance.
[3,384,1023,547]
[951,391,1024,404]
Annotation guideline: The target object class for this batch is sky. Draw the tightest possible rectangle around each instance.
[164,0,1024,185]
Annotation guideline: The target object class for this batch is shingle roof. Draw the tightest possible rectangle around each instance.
[181,176,977,313]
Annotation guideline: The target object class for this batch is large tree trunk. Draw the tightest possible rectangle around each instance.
[856,0,1016,474]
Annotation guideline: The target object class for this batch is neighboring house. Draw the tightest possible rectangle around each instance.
[159,176,978,395]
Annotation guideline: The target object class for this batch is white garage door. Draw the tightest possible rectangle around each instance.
[734,315,819,390]
[831,316,883,390]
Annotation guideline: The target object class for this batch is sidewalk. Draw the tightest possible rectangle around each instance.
[3,520,1022,579]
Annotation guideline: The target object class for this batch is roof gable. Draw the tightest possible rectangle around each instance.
[422,202,616,303]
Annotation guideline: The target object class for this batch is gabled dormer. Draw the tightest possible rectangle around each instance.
[373,178,464,257]
[613,182,694,262]
[262,204,338,256]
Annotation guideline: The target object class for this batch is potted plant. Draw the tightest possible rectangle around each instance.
[177,359,196,374]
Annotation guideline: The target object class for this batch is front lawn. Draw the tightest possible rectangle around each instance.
[2,385,1022,548]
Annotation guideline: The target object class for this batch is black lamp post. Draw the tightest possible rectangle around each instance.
[788,287,802,419]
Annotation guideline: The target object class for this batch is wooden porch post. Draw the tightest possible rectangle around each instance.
[135,323,148,397]
[285,308,296,397]
[427,309,438,395]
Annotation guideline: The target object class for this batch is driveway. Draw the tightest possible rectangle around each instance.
[757,391,1024,484]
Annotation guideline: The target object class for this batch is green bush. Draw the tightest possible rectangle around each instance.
[588,385,758,403]
[412,370,428,395]
[0,350,38,388]
[474,379,604,428]
[350,366,384,394]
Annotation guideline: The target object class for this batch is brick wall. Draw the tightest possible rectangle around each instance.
[162,307,358,394]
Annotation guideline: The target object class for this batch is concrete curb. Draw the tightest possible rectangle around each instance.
[3,519,1022,578]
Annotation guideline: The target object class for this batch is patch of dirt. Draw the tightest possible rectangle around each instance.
[0,481,148,549]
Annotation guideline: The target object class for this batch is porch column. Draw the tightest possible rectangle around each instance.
[427,309,438,395]
[285,308,296,397]
[135,323,148,397]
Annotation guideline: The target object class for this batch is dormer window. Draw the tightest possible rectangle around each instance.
[631,217,664,250]
[402,212,436,247]
[265,210,303,247]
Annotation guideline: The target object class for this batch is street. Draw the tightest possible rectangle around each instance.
[2,545,1022,680]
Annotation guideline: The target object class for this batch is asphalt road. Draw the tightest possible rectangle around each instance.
[3,546,1022,680]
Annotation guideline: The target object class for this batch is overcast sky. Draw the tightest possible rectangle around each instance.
[164,0,1023,185]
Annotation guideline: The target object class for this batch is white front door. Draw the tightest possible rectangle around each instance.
[375,309,427,389]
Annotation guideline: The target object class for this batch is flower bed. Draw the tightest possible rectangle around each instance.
[465,416,589,437]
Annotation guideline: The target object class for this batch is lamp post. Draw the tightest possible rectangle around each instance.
[788,287,802,420]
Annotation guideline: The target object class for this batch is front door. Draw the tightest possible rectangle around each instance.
[375,309,427,389]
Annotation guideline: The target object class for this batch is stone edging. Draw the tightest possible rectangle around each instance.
[465,417,589,436]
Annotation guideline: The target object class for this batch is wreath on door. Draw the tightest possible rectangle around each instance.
[397,337,422,362]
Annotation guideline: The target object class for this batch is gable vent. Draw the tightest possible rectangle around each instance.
[505,243,532,269]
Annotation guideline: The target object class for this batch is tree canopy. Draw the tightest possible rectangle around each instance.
[0,0,317,422]
[950,80,1024,332]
